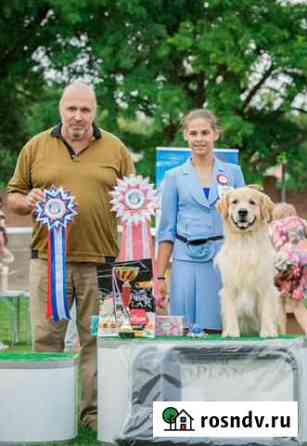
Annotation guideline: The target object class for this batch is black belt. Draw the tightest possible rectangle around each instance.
[176,234,224,246]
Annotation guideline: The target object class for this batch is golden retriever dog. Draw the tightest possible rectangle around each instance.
[215,187,283,337]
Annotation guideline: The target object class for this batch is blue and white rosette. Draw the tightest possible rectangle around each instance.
[36,186,78,321]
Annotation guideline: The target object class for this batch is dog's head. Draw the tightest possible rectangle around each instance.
[217,187,274,232]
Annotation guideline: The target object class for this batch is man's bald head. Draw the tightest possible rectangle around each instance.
[59,81,97,113]
[59,81,97,144]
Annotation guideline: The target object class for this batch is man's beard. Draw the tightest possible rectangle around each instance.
[70,128,85,141]
[72,132,83,140]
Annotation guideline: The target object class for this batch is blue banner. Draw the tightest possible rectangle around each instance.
[156,147,239,188]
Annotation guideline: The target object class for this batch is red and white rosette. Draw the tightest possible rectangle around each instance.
[110,175,165,310]
[110,175,159,261]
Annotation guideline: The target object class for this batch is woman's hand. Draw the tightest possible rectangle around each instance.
[156,278,169,310]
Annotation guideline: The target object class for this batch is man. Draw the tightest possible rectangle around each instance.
[7,81,135,430]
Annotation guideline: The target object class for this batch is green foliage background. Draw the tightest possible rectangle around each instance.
[1,0,307,188]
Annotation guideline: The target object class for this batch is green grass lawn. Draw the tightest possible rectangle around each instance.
[0,299,108,445]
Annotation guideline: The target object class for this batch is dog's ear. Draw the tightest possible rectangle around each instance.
[260,194,274,223]
[217,194,229,219]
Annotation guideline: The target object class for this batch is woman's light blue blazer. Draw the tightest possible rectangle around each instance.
[157,157,245,330]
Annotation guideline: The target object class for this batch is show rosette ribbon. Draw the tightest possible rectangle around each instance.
[110,175,164,310]
[35,186,78,321]
[110,175,159,261]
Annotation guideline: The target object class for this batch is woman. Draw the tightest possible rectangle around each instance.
[157,109,245,332]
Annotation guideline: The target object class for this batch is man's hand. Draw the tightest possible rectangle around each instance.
[25,188,44,211]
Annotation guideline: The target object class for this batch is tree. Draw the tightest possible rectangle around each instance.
[0,0,99,185]
[63,0,306,183]
[1,0,307,186]
[0,2,58,185]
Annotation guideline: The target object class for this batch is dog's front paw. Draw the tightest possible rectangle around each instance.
[260,327,278,338]
[222,328,240,338]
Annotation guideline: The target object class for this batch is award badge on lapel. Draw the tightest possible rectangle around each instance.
[217,173,233,198]
[35,186,78,321]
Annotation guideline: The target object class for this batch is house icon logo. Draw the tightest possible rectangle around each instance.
[162,406,195,432]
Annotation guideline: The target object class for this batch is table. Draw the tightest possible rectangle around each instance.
[0,290,31,345]
[98,336,307,446]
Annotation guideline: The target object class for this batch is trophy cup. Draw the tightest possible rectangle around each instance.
[114,266,140,309]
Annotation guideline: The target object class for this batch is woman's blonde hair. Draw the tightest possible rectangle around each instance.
[182,109,223,135]
[272,202,297,220]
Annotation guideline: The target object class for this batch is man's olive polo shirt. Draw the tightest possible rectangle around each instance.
[7,125,135,262]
